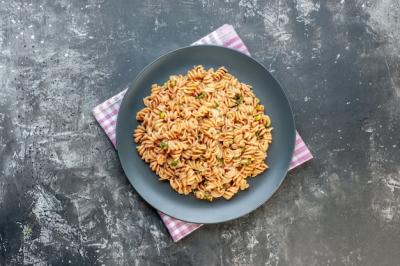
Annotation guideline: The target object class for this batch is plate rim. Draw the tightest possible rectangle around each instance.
[116,44,296,224]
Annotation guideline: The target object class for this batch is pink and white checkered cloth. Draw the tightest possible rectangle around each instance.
[92,24,313,242]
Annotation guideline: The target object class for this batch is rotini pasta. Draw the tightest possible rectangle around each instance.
[133,66,272,201]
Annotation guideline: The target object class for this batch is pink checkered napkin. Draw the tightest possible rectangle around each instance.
[92,24,313,242]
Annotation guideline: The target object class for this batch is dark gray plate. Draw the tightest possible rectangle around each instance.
[116,45,295,224]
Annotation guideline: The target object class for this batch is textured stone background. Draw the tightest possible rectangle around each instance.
[0,0,399,265]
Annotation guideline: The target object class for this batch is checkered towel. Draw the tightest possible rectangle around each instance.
[92,24,313,242]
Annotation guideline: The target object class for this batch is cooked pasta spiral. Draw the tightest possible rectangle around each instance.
[133,65,272,201]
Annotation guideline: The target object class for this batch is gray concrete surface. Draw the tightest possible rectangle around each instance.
[0,0,400,265]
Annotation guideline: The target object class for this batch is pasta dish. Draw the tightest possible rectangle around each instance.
[134,66,272,201]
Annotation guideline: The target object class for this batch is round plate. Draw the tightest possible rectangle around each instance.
[116,45,295,224]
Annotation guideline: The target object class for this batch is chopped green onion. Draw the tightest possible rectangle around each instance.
[234,94,243,105]
[256,105,263,111]
[159,111,166,119]
[196,92,206,99]
[160,142,168,149]
[255,114,261,121]
[204,192,212,201]
[170,160,179,167]
[216,156,223,162]
[170,80,177,87]
[214,101,219,108]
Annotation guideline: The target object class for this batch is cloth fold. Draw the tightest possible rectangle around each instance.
[92,24,313,242]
